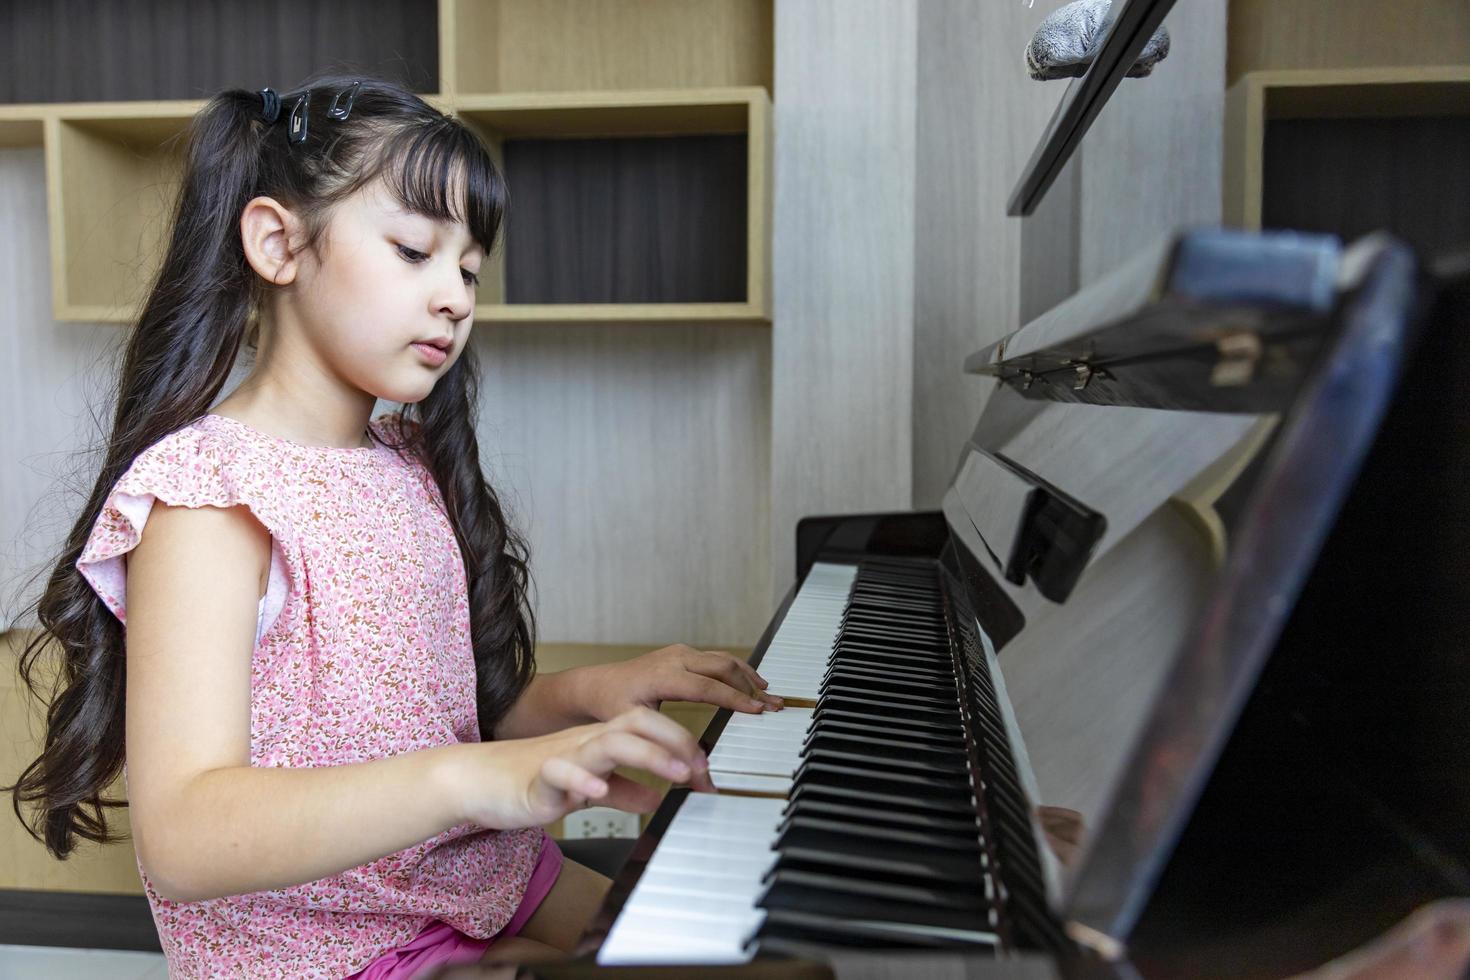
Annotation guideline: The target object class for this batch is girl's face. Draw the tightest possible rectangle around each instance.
[290,175,483,405]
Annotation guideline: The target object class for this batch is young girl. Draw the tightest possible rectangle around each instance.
[4,72,781,979]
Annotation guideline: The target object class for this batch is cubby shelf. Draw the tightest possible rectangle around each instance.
[0,0,774,326]
[1223,65,1470,231]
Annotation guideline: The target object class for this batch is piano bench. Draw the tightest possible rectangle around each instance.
[553,837,636,880]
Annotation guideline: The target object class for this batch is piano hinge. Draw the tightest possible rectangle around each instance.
[1064,920,1127,962]
[1210,330,1262,387]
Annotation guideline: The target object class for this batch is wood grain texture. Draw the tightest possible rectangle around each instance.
[451,0,772,95]
[472,322,771,646]
[769,0,918,601]
[502,134,748,304]
[1227,0,1470,85]
[0,0,438,103]
[999,502,1216,822]
[913,0,1074,508]
[0,148,126,636]
[1263,113,1470,260]
[1077,0,1226,288]
[1,631,144,894]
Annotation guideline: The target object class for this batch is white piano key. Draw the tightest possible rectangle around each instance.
[598,794,785,966]
[708,772,793,794]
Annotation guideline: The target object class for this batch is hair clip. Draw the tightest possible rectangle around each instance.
[288,91,310,145]
[258,88,281,124]
[328,81,362,122]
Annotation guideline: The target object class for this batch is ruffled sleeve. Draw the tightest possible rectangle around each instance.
[76,422,292,646]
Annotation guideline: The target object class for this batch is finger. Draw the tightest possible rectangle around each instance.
[540,757,608,804]
[675,674,771,715]
[696,650,776,704]
[607,705,703,751]
[581,729,697,786]
[692,650,758,695]
[711,649,771,692]
[598,773,664,814]
[606,706,711,769]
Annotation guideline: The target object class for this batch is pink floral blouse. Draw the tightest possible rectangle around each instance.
[76,412,543,978]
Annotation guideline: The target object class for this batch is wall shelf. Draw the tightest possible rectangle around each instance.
[0,0,773,326]
[1223,65,1470,232]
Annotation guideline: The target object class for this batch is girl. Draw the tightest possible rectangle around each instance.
[4,71,781,979]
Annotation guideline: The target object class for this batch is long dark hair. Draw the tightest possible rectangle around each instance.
[4,71,536,859]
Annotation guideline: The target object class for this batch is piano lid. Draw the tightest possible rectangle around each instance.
[938,228,1434,956]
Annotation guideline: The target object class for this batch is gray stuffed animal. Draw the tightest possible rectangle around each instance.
[1026,0,1171,81]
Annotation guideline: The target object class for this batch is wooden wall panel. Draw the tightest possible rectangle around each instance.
[1019,0,1227,325]
[912,0,1071,508]
[0,0,439,103]
[1227,0,1470,85]
[769,0,918,600]
[502,134,748,304]
[1078,0,1227,287]
[471,323,771,647]
[480,0,773,94]
[1262,115,1470,260]
[0,148,125,635]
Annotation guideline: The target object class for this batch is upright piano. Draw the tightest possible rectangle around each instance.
[566,228,1469,979]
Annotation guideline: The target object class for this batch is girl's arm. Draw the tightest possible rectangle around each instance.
[493,649,782,741]
[125,503,706,904]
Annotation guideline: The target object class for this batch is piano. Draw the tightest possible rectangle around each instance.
[566,228,1469,979]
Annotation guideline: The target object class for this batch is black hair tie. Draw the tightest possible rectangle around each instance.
[258,87,281,124]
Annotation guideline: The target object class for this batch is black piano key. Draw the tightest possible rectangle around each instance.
[807,715,965,747]
[800,730,968,767]
[831,643,953,667]
[749,907,999,951]
[809,707,964,739]
[829,652,952,675]
[825,657,953,682]
[758,872,991,933]
[819,683,955,709]
[813,692,955,721]
[772,844,978,888]
[821,667,954,697]
[837,629,950,652]
[779,797,982,837]
[787,781,975,818]
[778,814,979,854]
[799,745,969,778]
[793,760,975,804]
[761,867,989,913]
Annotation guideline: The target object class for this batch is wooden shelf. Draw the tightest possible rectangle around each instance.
[455,87,771,322]
[1224,66,1470,230]
[440,0,771,97]
[0,1,772,326]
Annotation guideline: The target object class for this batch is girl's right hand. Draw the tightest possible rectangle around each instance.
[451,706,716,830]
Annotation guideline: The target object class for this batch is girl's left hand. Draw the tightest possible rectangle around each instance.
[588,643,784,720]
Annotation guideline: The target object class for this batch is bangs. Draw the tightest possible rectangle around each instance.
[375,121,506,256]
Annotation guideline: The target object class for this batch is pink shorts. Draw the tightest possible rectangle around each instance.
[347,831,564,980]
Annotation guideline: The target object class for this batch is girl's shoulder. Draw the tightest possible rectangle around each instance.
[76,415,283,626]
[115,413,273,502]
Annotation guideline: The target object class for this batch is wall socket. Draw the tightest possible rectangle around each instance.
[562,806,641,840]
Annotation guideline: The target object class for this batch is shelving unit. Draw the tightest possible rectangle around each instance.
[1223,65,1470,235]
[0,0,773,325]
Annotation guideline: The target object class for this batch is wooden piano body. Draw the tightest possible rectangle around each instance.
[558,229,1469,979]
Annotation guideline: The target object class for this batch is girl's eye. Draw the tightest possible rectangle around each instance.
[397,244,480,288]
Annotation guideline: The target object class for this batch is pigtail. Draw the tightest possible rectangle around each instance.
[402,351,537,740]
[4,90,271,858]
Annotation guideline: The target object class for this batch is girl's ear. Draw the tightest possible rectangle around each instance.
[240,196,306,287]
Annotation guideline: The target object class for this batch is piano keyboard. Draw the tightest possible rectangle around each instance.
[598,559,1007,965]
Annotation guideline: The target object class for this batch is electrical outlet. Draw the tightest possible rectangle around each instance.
[561,806,641,840]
